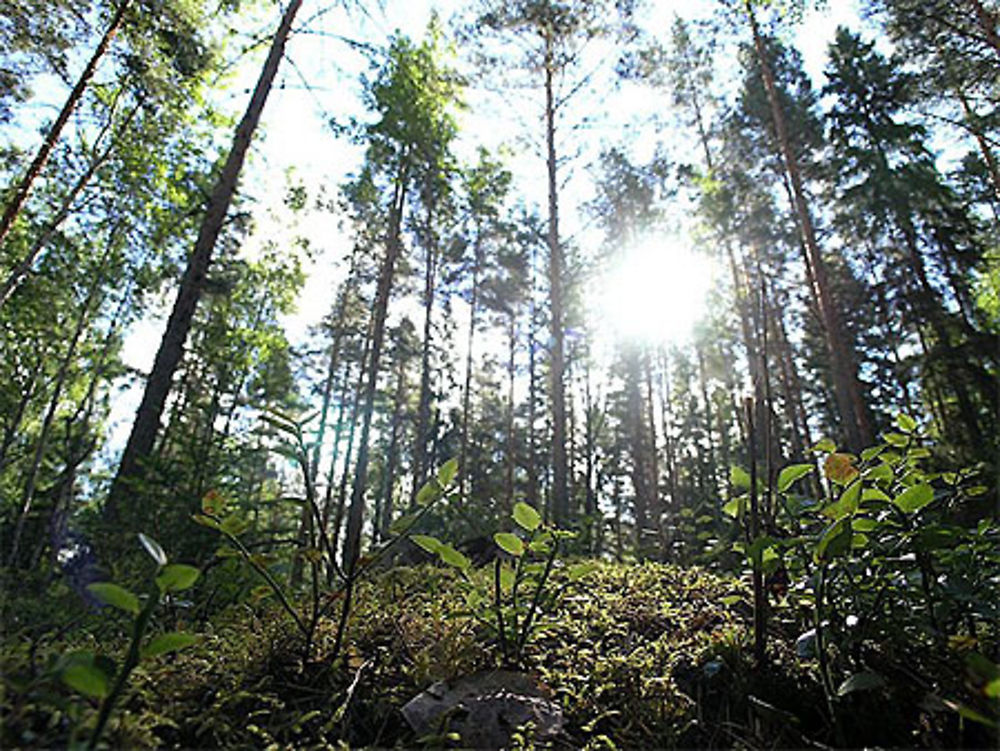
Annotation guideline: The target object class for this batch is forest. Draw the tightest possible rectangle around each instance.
[1,0,998,748]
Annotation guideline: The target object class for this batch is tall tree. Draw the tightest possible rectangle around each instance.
[106,0,303,521]
[471,0,636,525]
[341,28,461,571]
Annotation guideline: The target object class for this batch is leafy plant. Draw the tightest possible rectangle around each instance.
[195,412,461,664]
[415,501,591,666]
[726,413,998,737]
[61,533,200,750]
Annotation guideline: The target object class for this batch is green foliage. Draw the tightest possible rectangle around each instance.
[60,534,200,749]
[723,415,999,737]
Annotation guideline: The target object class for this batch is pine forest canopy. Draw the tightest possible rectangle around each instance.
[0,0,998,747]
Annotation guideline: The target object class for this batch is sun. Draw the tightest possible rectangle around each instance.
[596,238,714,347]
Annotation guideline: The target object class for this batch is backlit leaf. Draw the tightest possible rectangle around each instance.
[411,535,442,554]
[777,463,813,493]
[437,544,471,571]
[494,532,525,557]
[437,458,459,487]
[892,484,934,514]
[155,564,200,593]
[513,502,542,531]
[821,480,860,520]
[730,466,751,489]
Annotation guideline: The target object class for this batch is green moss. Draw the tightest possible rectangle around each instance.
[3,560,991,748]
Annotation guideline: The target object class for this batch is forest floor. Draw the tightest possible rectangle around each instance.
[1,560,993,749]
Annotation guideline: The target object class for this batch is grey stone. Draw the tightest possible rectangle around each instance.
[402,670,563,748]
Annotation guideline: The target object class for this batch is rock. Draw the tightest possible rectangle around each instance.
[401,670,563,748]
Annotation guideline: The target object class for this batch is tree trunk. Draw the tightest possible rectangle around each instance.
[343,160,408,571]
[967,0,1000,56]
[504,311,517,513]
[459,227,482,501]
[412,191,437,503]
[106,0,303,521]
[745,0,873,452]
[543,33,569,526]
[8,241,111,566]
[0,0,132,254]
[0,100,139,306]
[310,268,356,489]
[624,348,650,552]
[379,353,407,542]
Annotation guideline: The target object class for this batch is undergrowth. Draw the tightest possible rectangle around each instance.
[2,559,995,748]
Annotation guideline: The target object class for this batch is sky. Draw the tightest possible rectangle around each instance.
[103,0,871,459]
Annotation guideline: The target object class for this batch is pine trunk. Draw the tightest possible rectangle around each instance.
[107,0,303,521]
[745,0,873,452]
[544,35,569,526]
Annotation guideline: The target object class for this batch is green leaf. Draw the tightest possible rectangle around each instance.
[155,564,200,593]
[87,582,139,615]
[861,488,890,503]
[860,445,886,462]
[812,437,836,453]
[821,480,861,520]
[884,432,909,448]
[729,466,751,489]
[388,512,418,536]
[747,535,776,567]
[815,518,852,563]
[722,495,746,519]
[864,463,893,484]
[192,513,222,531]
[142,632,199,659]
[220,515,249,536]
[61,653,112,699]
[138,533,167,566]
[437,544,471,571]
[411,535,442,554]
[895,413,917,433]
[437,458,459,488]
[494,532,525,557]
[416,478,443,506]
[777,463,813,493]
[892,484,935,514]
[852,517,879,532]
[836,671,886,697]
[512,502,542,532]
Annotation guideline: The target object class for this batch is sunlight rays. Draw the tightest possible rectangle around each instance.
[595,238,715,348]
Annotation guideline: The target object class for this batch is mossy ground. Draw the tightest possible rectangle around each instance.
[1,560,991,748]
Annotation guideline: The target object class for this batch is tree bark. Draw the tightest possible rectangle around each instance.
[459,225,482,501]
[412,189,438,502]
[106,0,303,520]
[343,159,408,571]
[967,0,1000,56]
[379,352,407,542]
[543,33,569,526]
